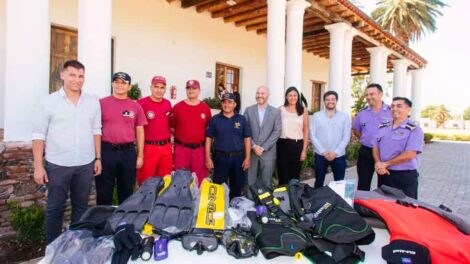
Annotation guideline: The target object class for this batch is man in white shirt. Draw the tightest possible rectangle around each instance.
[32,60,102,244]
[310,91,351,188]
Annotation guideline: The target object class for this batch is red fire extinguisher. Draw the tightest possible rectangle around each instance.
[170,85,177,99]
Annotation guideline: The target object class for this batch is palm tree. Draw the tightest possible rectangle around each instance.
[372,0,447,44]
[432,104,451,128]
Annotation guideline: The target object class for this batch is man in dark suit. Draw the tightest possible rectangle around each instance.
[244,85,282,190]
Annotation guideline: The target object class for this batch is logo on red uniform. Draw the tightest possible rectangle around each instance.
[146,111,155,119]
[122,110,135,118]
[201,113,206,119]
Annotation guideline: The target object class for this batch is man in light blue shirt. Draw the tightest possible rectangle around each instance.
[310,91,351,188]
[32,60,102,244]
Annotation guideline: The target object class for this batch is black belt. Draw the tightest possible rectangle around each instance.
[360,145,372,150]
[279,138,303,143]
[103,141,134,151]
[175,139,205,149]
[145,139,171,146]
[214,150,244,157]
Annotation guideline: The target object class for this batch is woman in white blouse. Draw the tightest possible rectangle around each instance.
[277,87,309,185]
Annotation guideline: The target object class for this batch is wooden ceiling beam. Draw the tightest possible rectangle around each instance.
[196,0,227,13]
[246,22,267,31]
[257,28,267,35]
[181,0,210,8]
[224,6,267,23]
[212,0,265,18]
[235,15,266,27]
[303,24,326,34]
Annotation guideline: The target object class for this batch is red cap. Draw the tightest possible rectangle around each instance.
[185,80,200,89]
[151,76,166,86]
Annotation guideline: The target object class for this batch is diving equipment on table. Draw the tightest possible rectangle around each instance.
[139,236,154,261]
[149,170,196,236]
[355,185,470,264]
[154,238,169,261]
[181,229,219,255]
[108,177,164,232]
[111,224,142,264]
[69,205,115,237]
[195,179,226,230]
[221,228,258,259]
[228,196,255,230]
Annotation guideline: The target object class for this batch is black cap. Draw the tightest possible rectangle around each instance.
[112,72,131,84]
[221,92,236,102]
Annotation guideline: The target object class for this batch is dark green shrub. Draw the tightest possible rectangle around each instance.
[202,97,221,110]
[424,133,434,143]
[128,83,142,100]
[302,148,315,169]
[346,142,361,162]
[9,202,45,244]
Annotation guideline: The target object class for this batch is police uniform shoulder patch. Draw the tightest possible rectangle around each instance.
[379,120,391,128]
[405,122,416,131]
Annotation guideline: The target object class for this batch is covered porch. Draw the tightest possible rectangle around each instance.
[0,0,426,141]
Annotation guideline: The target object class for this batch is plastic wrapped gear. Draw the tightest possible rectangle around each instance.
[40,229,114,264]
[227,197,255,230]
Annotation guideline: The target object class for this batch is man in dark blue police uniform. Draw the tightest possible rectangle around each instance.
[205,93,252,199]
[372,97,424,199]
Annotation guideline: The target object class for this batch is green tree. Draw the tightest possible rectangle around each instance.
[463,107,470,121]
[432,104,451,128]
[127,83,142,100]
[351,75,368,116]
[372,0,447,43]
[421,105,438,118]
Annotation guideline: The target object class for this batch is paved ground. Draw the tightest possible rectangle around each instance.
[306,140,470,223]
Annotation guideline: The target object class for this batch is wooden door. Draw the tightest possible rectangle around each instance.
[311,82,322,112]
[50,26,78,93]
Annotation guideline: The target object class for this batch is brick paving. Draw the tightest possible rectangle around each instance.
[306,140,470,223]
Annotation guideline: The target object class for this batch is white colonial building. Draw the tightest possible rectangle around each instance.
[0,0,426,142]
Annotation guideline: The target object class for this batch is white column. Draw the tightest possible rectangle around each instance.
[325,23,350,108]
[267,0,287,108]
[0,0,6,129]
[410,69,423,122]
[78,0,112,98]
[285,0,310,93]
[392,59,409,97]
[342,28,358,114]
[4,0,50,141]
[367,46,389,87]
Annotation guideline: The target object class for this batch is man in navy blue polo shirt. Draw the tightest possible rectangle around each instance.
[205,93,252,199]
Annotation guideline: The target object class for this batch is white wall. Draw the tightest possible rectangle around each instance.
[50,0,78,27]
[0,0,6,128]
[111,0,268,109]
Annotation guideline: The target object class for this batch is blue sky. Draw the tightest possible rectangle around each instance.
[358,0,470,114]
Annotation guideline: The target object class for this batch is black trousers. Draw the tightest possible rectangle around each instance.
[45,161,93,244]
[277,138,303,185]
[356,145,375,191]
[95,142,136,205]
[378,169,419,199]
[213,154,246,200]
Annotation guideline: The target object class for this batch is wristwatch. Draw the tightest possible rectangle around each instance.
[95,157,102,161]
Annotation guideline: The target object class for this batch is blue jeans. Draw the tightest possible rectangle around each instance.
[314,154,346,188]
